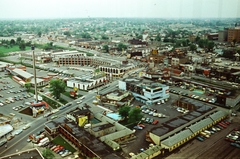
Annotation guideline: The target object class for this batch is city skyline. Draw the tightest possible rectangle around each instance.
[0,0,240,20]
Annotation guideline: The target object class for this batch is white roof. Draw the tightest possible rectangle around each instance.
[0,124,13,137]
[12,69,33,79]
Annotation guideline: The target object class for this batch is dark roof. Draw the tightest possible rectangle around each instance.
[92,123,114,132]
[57,118,118,158]
[151,126,170,136]
[163,118,188,129]
[0,148,44,159]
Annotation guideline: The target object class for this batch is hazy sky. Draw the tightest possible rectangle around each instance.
[0,0,239,19]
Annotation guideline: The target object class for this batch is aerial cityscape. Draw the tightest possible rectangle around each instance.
[0,0,240,159]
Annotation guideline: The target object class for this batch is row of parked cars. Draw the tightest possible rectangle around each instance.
[0,93,33,106]
[12,105,25,111]
[225,128,240,145]
[49,144,72,157]
[170,89,217,103]
[196,119,231,142]
[141,117,159,125]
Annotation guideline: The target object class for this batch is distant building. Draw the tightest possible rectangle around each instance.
[228,27,240,43]
[218,29,228,42]
[128,38,148,47]
[119,77,170,105]
[99,63,136,78]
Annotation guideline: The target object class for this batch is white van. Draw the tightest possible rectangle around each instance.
[38,137,49,146]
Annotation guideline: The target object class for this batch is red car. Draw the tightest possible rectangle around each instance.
[138,124,145,128]
[152,120,159,125]
[218,123,226,128]
[54,146,63,152]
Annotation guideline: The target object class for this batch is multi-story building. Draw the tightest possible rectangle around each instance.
[99,63,136,78]
[44,107,136,159]
[218,29,228,42]
[228,27,240,43]
[119,77,170,105]
[67,74,107,91]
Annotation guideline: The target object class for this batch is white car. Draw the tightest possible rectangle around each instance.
[153,113,158,117]
[23,125,30,130]
[76,100,82,104]
[15,129,23,135]
[61,151,72,157]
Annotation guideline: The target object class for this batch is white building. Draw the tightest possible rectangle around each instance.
[67,74,107,90]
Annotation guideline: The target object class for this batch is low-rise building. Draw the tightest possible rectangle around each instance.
[67,74,107,91]
[119,77,170,105]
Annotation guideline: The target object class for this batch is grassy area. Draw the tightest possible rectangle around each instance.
[52,135,76,153]
[0,45,30,54]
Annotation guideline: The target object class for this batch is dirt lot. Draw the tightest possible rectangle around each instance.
[163,116,240,159]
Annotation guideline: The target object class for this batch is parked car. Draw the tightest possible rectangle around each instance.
[133,126,143,130]
[152,119,159,125]
[230,143,240,148]
[196,136,204,142]
[23,125,30,130]
[0,140,7,147]
[7,135,14,141]
[137,124,145,128]
[15,129,23,135]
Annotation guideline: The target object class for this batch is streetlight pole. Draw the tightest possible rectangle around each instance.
[31,45,38,102]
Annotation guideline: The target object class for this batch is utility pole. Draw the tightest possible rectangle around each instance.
[32,45,38,102]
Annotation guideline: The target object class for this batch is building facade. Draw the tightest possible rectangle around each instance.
[228,28,240,43]
[119,77,170,105]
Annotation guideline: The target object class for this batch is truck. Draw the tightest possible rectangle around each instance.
[38,137,49,146]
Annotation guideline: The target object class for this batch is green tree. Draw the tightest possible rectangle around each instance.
[137,34,142,40]
[42,148,55,159]
[24,82,31,91]
[128,108,143,124]
[16,37,22,44]
[207,41,215,51]
[195,36,200,43]
[117,43,127,51]
[10,39,15,45]
[63,31,71,37]
[232,39,237,46]
[19,40,26,50]
[155,34,161,41]
[101,34,109,40]
[118,106,130,119]
[190,44,197,52]
[38,31,42,37]
[49,79,66,99]
[182,40,187,47]
[102,44,109,53]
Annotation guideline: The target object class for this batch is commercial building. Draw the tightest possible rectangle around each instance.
[99,63,136,78]
[44,108,135,159]
[228,27,240,43]
[67,74,107,91]
[119,77,170,105]
[148,108,227,152]
[218,29,228,42]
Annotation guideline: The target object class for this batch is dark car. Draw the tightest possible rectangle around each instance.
[0,140,7,147]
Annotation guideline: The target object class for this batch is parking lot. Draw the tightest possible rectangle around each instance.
[121,93,185,157]
[164,117,240,159]
[0,73,35,127]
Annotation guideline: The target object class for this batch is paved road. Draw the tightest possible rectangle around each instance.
[0,88,101,156]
